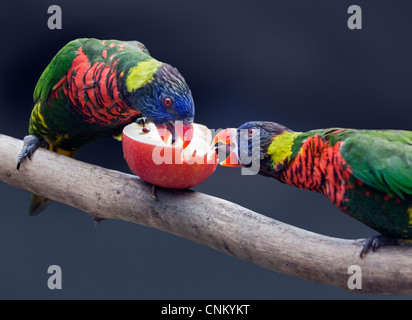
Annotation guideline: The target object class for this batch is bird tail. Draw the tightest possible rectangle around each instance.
[29,143,76,216]
[29,194,51,216]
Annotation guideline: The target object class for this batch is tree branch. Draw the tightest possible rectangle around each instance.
[1,133,411,295]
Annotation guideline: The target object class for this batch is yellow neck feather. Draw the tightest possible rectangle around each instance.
[267,131,300,164]
[126,59,162,92]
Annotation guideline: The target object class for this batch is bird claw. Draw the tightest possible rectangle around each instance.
[359,235,398,258]
[17,135,48,170]
[136,117,147,128]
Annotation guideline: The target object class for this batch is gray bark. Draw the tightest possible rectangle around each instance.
[1,134,411,294]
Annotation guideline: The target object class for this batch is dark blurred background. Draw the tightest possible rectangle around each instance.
[0,0,411,299]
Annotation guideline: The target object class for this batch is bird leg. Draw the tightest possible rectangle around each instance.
[17,135,49,170]
[359,235,399,258]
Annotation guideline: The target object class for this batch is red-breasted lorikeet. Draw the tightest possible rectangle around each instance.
[17,38,195,215]
[214,121,412,257]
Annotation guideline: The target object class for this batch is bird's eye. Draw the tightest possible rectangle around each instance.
[163,97,173,108]
[248,128,257,137]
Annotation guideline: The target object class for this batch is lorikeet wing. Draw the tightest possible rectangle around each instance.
[125,40,150,55]
[33,40,79,104]
[340,130,412,199]
[33,38,150,104]
[28,38,158,154]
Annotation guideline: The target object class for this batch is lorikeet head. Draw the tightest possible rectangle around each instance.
[213,121,293,170]
[126,61,194,148]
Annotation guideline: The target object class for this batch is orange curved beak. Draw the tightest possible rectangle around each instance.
[213,128,241,167]
[156,121,194,149]
[180,122,194,149]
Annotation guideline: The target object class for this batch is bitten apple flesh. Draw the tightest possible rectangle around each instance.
[122,122,218,189]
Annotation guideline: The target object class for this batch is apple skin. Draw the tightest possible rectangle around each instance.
[122,126,218,189]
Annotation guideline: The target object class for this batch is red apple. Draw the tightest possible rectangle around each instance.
[122,122,218,189]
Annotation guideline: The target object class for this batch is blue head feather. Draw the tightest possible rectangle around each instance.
[127,63,195,125]
[236,121,292,167]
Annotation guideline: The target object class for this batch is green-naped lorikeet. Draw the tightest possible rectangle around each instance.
[17,38,195,215]
[214,121,412,257]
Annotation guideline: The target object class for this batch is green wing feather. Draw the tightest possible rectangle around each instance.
[33,39,83,103]
[340,130,412,199]
[125,40,150,56]
[33,38,151,104]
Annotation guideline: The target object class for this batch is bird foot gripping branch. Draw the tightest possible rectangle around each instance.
[359,235,400,258]
[16,135,49,170]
